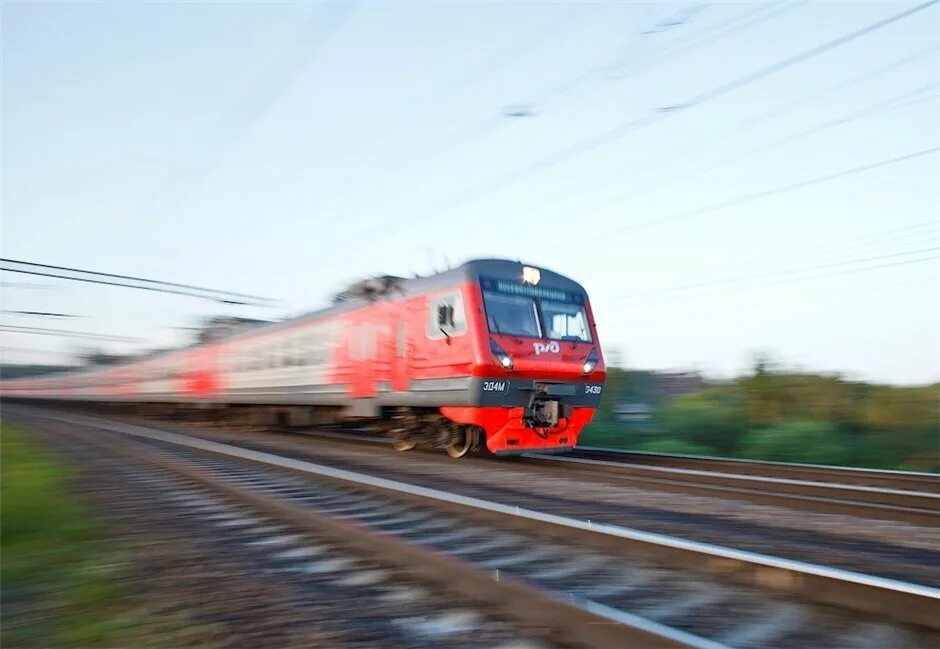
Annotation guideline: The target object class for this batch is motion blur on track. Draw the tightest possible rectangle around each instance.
[2,259,606,457]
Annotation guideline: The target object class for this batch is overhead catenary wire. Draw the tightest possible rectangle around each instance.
[1,310,80,318]
[598,220,940,307]
[528,43,940,225]
[588,146,940,239]
[606,1,807,80]
[0,258,275,303]
[793,220,939,261]
[0,325,145,343]
[608,244,940,301]
[0,265,277,306]
[562,80,940,222]
[331,3,725,201]
[735,43,940,132]
[633,253,940,306]
[0,267,266,306]
[334,0,938,253]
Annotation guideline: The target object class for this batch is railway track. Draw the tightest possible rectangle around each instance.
[518,448,940,528]
[164,422,940,528]
[561,447,940,492]
[14,407,940,649]
[38,422,590,649]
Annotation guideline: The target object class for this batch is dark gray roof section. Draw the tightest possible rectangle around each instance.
[227,258,588,343]
[16,259,588,379]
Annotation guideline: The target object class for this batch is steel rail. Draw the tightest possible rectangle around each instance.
[516,452,940,527]
[24,408,940,632]
[155,422,940,526]
[568,446,940,491]
[48,417,709,649]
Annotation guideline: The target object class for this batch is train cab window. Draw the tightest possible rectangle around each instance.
[541,300,592,342]
[427,291,466,340]
[483,292,542,338]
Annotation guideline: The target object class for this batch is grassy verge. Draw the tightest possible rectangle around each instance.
[1,422,135,647]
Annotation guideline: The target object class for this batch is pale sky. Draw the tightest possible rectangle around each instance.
[2,1,938,384]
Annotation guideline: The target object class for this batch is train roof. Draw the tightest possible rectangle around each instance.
[333,259,586,302]
[215,258,589,345]
[4,259,588,379]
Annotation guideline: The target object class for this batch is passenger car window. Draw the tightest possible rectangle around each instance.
[427,291,466,340]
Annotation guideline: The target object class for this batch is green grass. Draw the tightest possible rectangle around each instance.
[1,422,134,647]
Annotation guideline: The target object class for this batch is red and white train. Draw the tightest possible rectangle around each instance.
[1,259,606,457]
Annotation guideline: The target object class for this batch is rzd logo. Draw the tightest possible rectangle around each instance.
[533,341,560,355]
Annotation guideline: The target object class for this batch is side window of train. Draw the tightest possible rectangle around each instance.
[396,320,407,357]
[427,291,466,340]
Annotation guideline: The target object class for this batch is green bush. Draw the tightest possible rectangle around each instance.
[740,420,847,465]
[651,390,747,456]
[583,365,938,471]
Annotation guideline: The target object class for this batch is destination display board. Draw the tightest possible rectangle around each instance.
[479,277,585,304]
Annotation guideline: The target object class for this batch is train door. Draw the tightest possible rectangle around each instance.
[391,317,410,392]
[349,319,381,398]
[425,290,468,377]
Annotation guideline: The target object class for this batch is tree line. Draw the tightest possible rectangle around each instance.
[581,361,939,471]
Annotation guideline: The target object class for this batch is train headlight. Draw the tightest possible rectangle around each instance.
[582,347,598,375]
[490,338,514,371]
[522,266,541,285]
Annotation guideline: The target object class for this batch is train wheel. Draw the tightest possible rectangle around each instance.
[393,439,417,452]
[445,426,478,459]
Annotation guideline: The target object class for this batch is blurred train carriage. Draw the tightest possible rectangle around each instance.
[1,259,606,457]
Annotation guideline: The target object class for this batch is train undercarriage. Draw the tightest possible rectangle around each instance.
[37,400,488,459]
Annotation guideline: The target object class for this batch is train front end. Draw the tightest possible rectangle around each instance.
[441,261,606,455]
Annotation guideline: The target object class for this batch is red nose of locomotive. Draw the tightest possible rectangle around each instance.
[446,266,606,454]
[487,335,604,380]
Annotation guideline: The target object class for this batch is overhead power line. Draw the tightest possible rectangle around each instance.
[571,81,939,219]
[663,0,938,111]
[611,244,940,301]
[591,145,940,238]
[666,253,939,303]
[0,258,274,302]
[325,4,723,209]
[0,267,271,306]
[735,43,940,132]
[0,260,277,306]
[336,0,937,251]
[609,1,806,80]
[535,43,940,224]
[613,220,940,306]
[1,310,80,318]
[797,220,939,260]
[615,251,939,308]
[0,325,145,343]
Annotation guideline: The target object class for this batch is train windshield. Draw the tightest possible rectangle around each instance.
[482,290,592,342]
[484,292,542,338]
[540,299,591,342]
